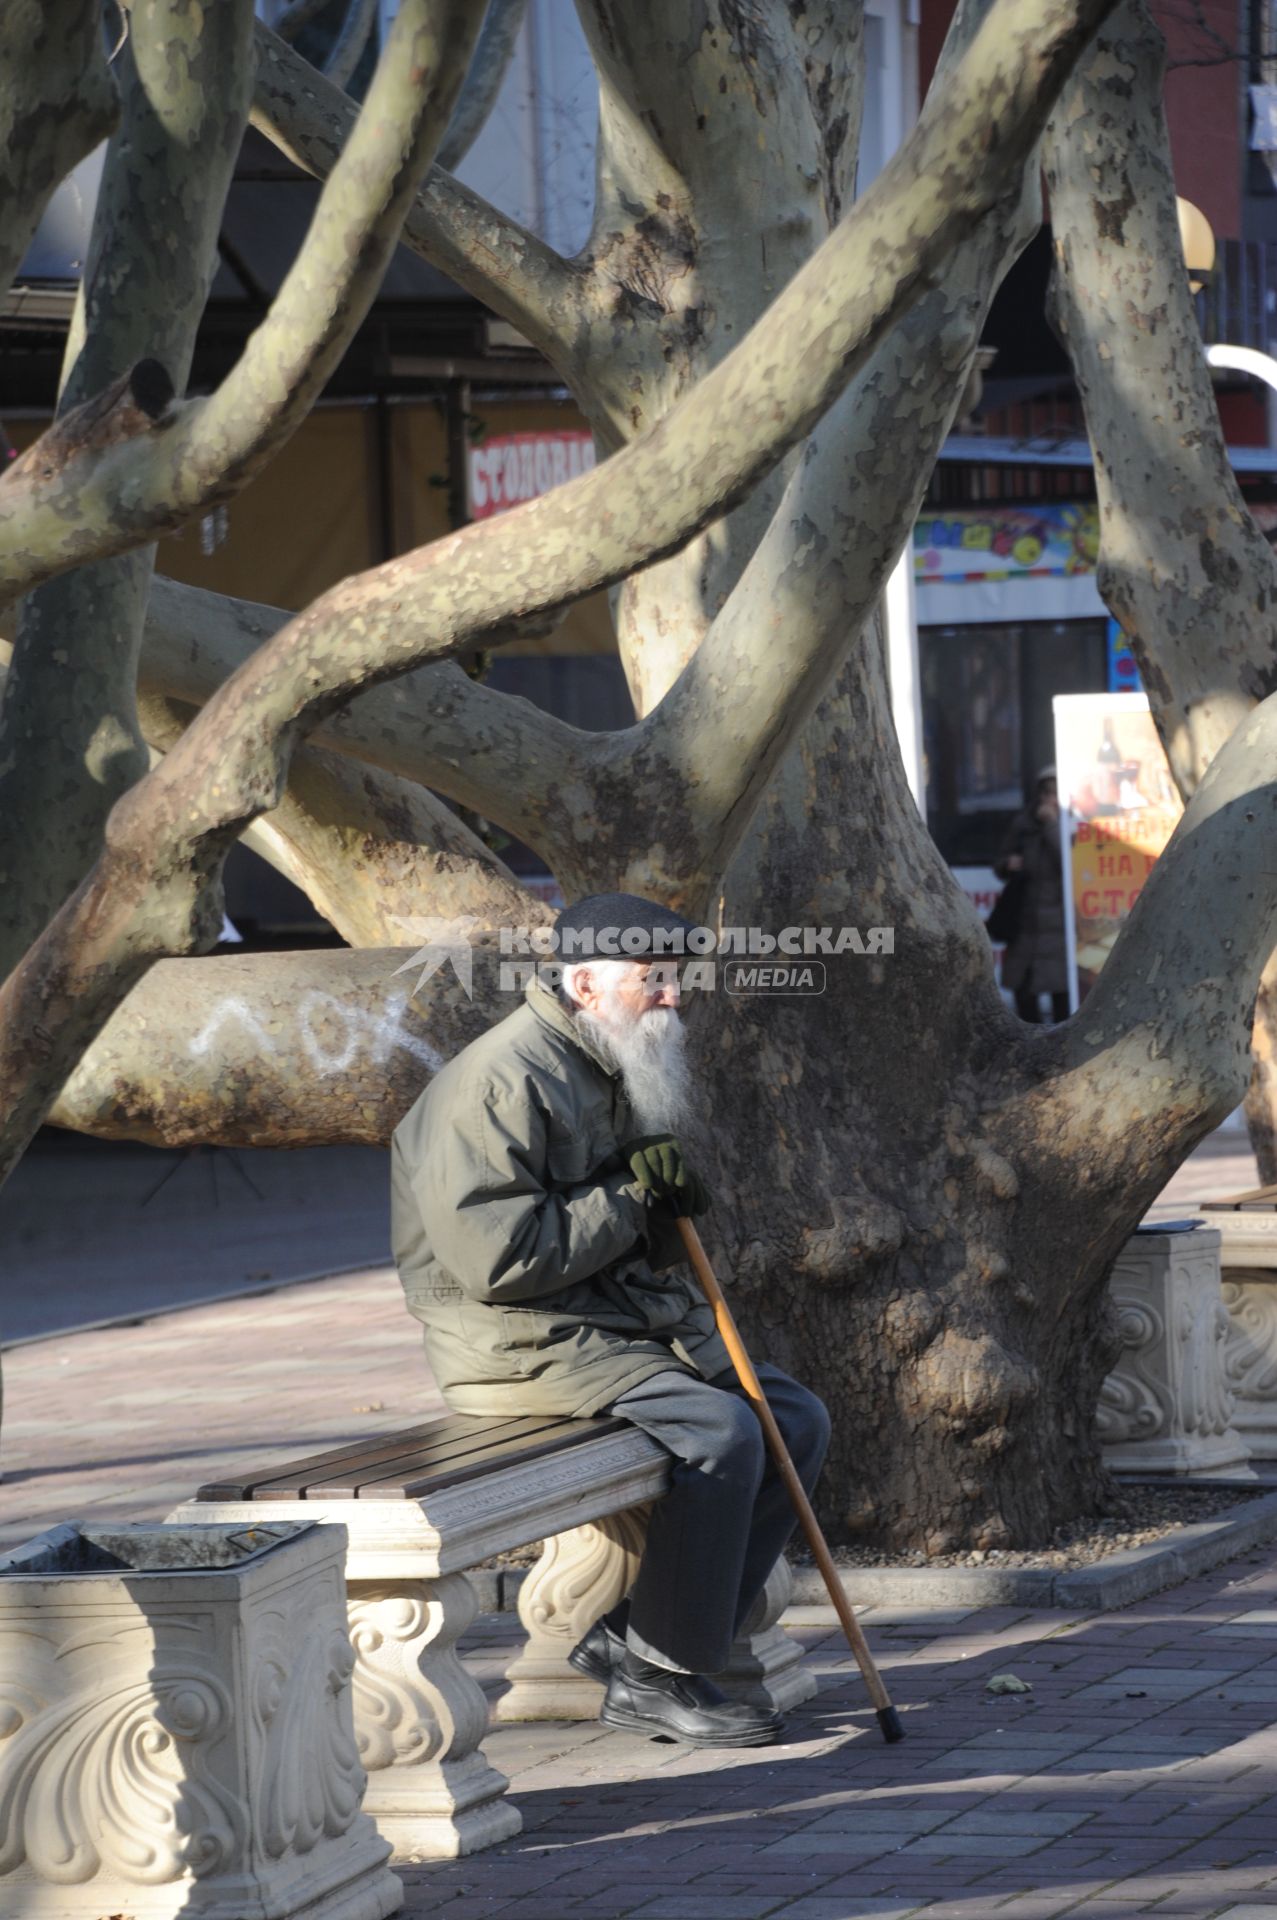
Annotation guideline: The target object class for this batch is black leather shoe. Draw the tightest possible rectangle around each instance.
[567,1614,628,1684]
[600,1653,783,1749]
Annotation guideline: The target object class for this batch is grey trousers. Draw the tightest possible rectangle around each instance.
[605,1362,831,1675]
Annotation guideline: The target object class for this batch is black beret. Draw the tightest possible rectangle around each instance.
[553,891,699,959]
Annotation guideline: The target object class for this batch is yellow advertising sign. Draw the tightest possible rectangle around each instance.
[1052,693,1182,1006]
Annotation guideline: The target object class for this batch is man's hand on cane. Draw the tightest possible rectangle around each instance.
[622,1134,711,1217]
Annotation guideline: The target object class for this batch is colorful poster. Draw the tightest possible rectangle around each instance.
[1053,692,1182,1009]
[467,430,596,519]
[1106,616,1142,693]
[913,503,1099,582]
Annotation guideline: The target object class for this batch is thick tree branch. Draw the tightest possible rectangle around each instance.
[139,687,536,948]
[575,1,864,712]
[1042,0,1277,797]
[133,576,589,859]
[626,289,1022,900]
[584,0,1043,901]
[241,748,535,946]
[1043,1,1277,1178]
[0,0,1120,1185]
[0,1,255,982]
[250,18,583,376]
[578,0,862,440]
[46,946,514,1148]
[0,0,485,601]
[0,0,117,311]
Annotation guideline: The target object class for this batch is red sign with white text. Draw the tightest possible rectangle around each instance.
[467,430,596,519]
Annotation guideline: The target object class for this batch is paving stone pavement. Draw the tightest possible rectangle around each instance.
[422,1573,1277,1920]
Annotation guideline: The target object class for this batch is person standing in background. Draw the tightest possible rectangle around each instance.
[994,767,1069,1025]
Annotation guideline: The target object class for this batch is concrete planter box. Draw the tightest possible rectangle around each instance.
[0,1519,402,1920]
[1097,1226,1252,1475]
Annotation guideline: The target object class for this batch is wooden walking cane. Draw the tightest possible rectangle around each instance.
[677,1217,905,1744]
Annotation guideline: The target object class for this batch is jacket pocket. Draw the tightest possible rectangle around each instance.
[546,1123,612,1187]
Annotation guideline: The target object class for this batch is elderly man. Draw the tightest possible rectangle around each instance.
[391,893,829,1748]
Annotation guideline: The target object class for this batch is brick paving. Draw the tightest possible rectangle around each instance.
[410,1568,1277,1920]
[6,1275,1275,1919]
[1,1128,1275,1918]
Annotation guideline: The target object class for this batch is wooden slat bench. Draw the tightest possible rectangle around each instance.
[169,1413,813,1863]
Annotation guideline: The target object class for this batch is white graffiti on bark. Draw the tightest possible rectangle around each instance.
[189,989,444,1075]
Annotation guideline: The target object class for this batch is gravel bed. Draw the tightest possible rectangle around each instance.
[474,1485,1263,1576]
[793,1484,1260,1573]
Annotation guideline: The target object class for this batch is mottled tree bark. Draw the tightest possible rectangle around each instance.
[0,0,255,980]
[1044,2,1277,791]
[0,0,487,600]
[255,21,584,396]
[138,689,534,949]
[47,946,512,1148]
[0,0,117,311]
[574,0,863,716]
[130,577,592,864]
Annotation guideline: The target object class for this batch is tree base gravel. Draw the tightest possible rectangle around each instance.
[474,1486,1264,1576]
[793,1485,1259,1572]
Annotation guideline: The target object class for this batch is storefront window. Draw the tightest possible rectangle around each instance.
[921,618,1107,866]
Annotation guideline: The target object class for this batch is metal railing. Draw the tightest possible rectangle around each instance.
[1199,239,1277,352]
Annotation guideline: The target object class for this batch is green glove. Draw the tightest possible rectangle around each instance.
[622,1134,710,1218]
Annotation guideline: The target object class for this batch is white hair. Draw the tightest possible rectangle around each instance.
[559,957,640,1006]
[561,959,692,1134]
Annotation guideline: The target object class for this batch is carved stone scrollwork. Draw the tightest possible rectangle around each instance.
[1098,1227,1251,1474]
[1177,1292,1238,1442]
[1221,1272,1277,1457]
[252,1602,366,1859]
[0,1623,243,1887]
[495,1508,650,1723]
[1096,1299,1169,1446]
[346,1571,520,1862]
[496,1509,814,1720]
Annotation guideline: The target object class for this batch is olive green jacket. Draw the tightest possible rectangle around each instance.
[390,977,729,1416]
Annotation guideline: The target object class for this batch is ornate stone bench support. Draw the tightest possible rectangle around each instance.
[496,1511,815,1721]
[347,1570,520,1861]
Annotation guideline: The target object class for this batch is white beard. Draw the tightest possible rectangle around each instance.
[576,990,693,1135]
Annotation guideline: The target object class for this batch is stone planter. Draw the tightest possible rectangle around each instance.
[1097,1225,1252,1475]
[1204,1205,1277,1459]
[0,1518,402,1920]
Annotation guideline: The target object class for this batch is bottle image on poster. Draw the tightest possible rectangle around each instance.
[1052,693,1183,1011]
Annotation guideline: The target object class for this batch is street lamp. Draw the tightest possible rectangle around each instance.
[1178,199,1277,436]
[1176,195,1215,295]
